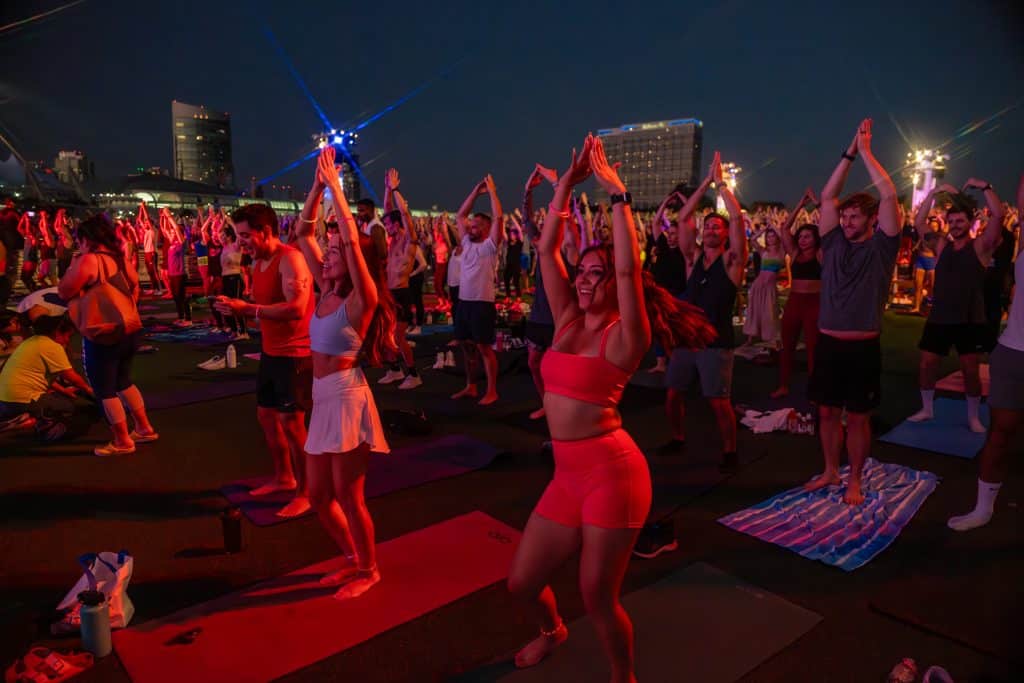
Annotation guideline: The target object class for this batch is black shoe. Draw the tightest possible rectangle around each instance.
[633,520,679,559]
[719,451,738,473]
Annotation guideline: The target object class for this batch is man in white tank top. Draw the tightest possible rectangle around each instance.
[948,175,1024,531]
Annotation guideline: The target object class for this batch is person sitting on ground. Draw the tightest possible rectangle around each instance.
[0,314,94,437]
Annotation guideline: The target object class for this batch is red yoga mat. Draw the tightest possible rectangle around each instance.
[113,512,520,683]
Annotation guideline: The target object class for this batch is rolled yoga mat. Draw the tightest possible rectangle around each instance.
[221,434,500,526]
[113,511,521,683]
[453,562,822,682]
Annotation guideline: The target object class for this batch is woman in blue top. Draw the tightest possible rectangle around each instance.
[743,225,784,347]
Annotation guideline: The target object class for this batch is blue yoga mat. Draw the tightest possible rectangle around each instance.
[408,324,454,336]
[719,458,939,571]
[879,398,988,459]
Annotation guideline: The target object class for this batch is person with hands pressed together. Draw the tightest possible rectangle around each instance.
[377,168,423,390]
[214,203,315,518]
[663,151,747,468]
[506,135,713,682]
[804,119,901,506]
[907,179,1006,433]
[289,145,396,598]
[451,174,504,405]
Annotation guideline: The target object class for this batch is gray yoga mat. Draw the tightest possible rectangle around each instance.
[454,562,822,682]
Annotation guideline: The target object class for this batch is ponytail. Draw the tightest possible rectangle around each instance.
[641,270,716,351]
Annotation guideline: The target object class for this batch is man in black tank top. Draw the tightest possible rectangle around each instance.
[908,179,1006,433]
[663,153,747,469]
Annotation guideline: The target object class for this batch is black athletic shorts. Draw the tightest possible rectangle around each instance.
[454,300,497,345]
[807,333,882,413]
[524,321,555,350]
[390,287,412,323]
[257,354,313,412]
[918,322,991,356]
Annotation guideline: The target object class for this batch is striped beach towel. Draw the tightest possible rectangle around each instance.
[718,458,939,571]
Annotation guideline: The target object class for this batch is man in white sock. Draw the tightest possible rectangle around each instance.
[948,174,1024,531]
[908,179,1005,433]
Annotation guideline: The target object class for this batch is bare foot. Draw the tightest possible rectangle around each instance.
[249,479,297,497]
[319,556,358,586]
[514,622,568,669]
[529,407,546,420]
[451,385,478,400]
[843,480,865,506]
[478,392,499,406]
[769,386,789,399]
[803,472,840,493]
[333,567,381,600]
[276,495,311,518]
[646,362,666,374]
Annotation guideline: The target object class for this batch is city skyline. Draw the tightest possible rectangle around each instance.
[1,0,1022,208]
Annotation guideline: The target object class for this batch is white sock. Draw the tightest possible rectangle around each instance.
[908,390,935,421]
[948,479,1002,531]
[966,395,985,432]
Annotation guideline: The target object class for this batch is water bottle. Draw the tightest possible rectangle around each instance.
[226,344,237,369]
[221,507,243,553]
[78,590,112,657]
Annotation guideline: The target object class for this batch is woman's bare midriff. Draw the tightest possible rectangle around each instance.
[543,393,622,442]
[789,279,821,294]
[313,352,359,379]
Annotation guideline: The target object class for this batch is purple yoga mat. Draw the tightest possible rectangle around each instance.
[221,434,500,526]
[145,378,257,411]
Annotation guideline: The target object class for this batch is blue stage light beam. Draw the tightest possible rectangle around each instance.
[256,148,320,187]
[351,56,468,132]
[262,23,334,132]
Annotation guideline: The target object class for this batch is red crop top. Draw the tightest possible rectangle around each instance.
[540,317,631,408]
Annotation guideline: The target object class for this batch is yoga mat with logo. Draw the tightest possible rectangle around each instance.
[114,511,520,683]
[879,398,988,458]
[221,434,499,526]
[454,562,821,682]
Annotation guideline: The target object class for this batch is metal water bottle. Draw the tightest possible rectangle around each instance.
[78,590,112,657]
[226,344,237,369]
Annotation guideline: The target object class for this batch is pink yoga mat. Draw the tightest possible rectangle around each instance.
[114,512,520,683]
[935,364,990,396]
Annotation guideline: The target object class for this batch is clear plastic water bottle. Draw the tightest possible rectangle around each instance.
[78,590,112,657]
[226,344,237,369]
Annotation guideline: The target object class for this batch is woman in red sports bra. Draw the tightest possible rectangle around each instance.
[507,136,714,682]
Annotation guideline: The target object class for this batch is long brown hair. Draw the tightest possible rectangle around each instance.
[579,244,716,351]
[333,233,397,367]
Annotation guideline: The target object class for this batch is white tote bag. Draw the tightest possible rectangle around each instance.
[54,551,135,631]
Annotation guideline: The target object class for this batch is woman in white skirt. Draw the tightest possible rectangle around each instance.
[743,226,784,348]
[294,146,398,600]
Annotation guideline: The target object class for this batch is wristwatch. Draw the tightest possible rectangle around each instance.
[609,192,632,206]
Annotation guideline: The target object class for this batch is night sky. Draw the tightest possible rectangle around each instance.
[2,0,1022,208]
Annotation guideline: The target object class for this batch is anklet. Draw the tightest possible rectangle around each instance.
[540,619,563,637]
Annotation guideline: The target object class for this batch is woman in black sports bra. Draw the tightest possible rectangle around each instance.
[773,189,822,398]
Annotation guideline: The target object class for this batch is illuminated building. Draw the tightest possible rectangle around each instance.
[54,150,94,184]
[595,119,703,209]
[171,100,234,189]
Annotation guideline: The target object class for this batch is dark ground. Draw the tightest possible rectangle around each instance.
[0,296,1020,682]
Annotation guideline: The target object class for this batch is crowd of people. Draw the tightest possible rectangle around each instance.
[0,118,1021,681]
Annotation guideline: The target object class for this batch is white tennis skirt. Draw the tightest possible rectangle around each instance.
[305,368,390,455]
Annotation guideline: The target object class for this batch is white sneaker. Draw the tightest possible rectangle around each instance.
[198,355,226,370]
[407,326,422,336]
[398,375,423,390]
[378,369,405,385]
[407,340,416,348]
[445,350,456,367]
[433,352,445,369]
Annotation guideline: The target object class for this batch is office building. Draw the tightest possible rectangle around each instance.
[595,119,702,209]
[54,150,94,184]
[172,100,234,189]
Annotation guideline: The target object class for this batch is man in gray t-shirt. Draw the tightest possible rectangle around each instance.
[804,119,901,506]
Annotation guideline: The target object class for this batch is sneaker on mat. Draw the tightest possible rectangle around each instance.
[632,521,679,559]
[198,355,226,370]
[398,375,423,390]
[94,442,136,457]
[130,430,159,443]
[378,369,405,385]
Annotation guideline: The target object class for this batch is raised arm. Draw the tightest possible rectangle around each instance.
[819,124,860,237]
[715,158,748,287]
[590,136,650,361]
[456,180,487,243]
[780,188,816,257]
[651,191,677,243]
[538,139,593,327]
[962,177,1006,262]
[484,174,504,247]
[856,119,899,237]
[294,162,328,292]
[319,147,378,324]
